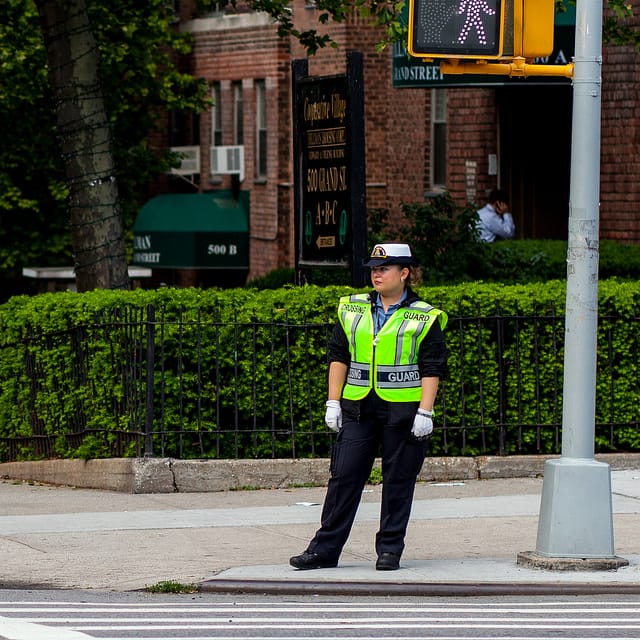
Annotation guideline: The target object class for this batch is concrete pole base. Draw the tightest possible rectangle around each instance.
[533,457,617,558]
[517,550,629,571]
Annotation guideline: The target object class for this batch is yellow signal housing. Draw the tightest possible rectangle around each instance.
[516,0,555,59]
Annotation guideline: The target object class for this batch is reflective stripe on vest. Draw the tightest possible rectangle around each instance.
[337,294,447,402]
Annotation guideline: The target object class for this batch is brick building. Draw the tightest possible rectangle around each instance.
[135,1,640,285]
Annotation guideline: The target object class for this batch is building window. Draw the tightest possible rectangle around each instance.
[233,81,243,145]
[211,83,222,147]
[431,89,447,188]
[169,109,199,147]
[255,80,267,179]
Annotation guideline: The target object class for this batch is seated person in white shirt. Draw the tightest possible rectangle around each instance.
[476,188,515,242]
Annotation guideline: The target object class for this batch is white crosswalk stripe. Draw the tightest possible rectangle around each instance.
[1,599,640,639]
[0,616,92,640]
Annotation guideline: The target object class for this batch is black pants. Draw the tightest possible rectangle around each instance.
[307,392,428,562]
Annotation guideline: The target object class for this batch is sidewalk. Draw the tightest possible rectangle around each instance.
[0,466,639,595]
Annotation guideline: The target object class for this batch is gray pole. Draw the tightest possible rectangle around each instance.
[532,0,618,560]
[562,0,602,462]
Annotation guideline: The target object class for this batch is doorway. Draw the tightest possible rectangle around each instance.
[497,84,572,240]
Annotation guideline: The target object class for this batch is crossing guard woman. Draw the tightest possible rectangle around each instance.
[290,242,448,571]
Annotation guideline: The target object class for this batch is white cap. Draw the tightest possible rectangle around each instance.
[363,243,416,267]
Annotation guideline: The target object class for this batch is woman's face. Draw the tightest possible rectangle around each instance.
[370,264,409,298]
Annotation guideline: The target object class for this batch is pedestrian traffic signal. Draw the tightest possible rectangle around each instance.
[408,0,554,61]
[409,0,505,59]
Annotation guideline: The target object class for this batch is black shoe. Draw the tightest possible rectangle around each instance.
[290,551,338,570]
[376,552,400,571]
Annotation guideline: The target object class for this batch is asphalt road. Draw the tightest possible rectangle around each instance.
[1,590,640,639]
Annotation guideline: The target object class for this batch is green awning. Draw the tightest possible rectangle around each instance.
[132,191,249,269]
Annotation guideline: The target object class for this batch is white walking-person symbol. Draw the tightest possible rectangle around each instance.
[456,0,495,45]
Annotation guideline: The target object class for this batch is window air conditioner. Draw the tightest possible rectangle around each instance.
[210,145,245,182]
[169,146,201,175]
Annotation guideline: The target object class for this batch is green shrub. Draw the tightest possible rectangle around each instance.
[246,268,296,289]
[383,192,640,284]
[398,193,482,284]
[247,267,351,289]
[470,239,640,283]
[1,280,640,460]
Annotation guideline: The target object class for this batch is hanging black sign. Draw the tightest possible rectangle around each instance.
[298,75,351,263]
[292,54,367,283]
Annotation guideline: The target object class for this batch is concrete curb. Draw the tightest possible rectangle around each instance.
[1,452,639,493]
[198,578,640,597]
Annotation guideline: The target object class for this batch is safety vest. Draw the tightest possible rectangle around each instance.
[338,294,447,402]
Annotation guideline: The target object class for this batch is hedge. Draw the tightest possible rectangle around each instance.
[0,279,639,460]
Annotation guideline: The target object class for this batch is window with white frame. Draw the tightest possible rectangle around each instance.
[431,89,447,188]
[233,81,244,145]
[255,80,267,179]
[211,83,222,147]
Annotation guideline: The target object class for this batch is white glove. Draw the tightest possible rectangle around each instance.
[411,409,434,440]
[325,400,342,432]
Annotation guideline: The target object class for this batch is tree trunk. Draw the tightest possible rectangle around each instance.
[36,0,130,292]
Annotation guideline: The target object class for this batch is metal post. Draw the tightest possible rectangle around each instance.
[521,0,625,565]
[291,59,309,287]
[346,50,368,288]
[144,303,155,458]
[291,58,309,286]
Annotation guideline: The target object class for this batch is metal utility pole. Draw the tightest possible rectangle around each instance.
[404,0,625,565]
[525,0,625,565]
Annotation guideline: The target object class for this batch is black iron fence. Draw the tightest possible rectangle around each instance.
[1,303,639,461]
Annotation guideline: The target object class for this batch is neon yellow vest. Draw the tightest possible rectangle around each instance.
[338,294,447,402]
